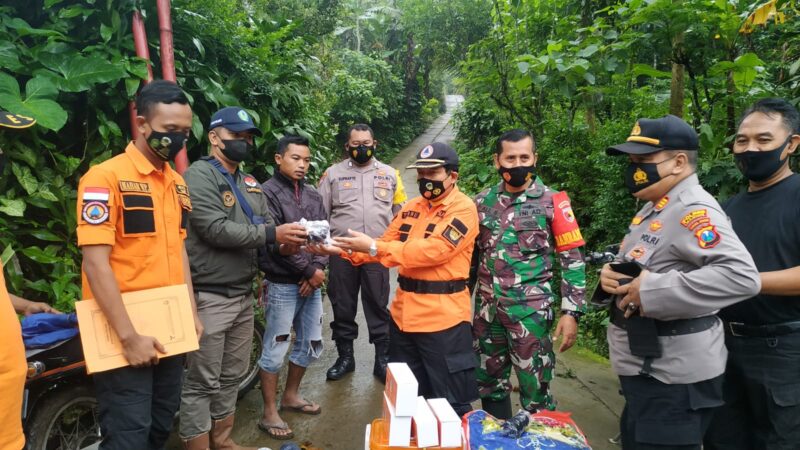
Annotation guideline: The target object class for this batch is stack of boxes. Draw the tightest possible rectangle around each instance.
[376,362,463,449]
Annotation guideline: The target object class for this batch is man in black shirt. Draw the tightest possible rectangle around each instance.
[705,98,800,450]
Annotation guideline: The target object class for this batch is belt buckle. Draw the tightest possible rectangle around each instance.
[728,321,744,337]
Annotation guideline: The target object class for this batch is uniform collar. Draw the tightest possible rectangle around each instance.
[430,185,461,208]
[501,177,544,198]
[347,158,379,171]
[639,173,700,217]
[126,141,171,177]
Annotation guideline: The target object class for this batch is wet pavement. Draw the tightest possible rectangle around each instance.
[167,95,623,450]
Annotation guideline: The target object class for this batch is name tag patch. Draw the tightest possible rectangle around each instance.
[119,181,150,193]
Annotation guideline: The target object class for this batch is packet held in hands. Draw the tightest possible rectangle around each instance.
[299,218,333,245]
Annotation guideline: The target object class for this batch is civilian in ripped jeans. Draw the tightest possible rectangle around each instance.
[257,135,328,441]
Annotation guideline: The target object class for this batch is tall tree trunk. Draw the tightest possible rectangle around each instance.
[669,0,684,117]
[670,62,684,117]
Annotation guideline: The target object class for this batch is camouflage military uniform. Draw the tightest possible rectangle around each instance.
[473,178,586,411]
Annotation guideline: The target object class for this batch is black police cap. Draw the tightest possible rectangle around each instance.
[607,115,699,155]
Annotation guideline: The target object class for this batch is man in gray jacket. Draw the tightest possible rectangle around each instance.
[180,107,306,450]
[600,115,761,449]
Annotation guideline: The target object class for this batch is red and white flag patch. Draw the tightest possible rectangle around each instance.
[83,187,110,202]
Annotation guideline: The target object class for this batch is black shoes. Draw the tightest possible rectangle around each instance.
[372,339,390,383]
[326,340,355,381]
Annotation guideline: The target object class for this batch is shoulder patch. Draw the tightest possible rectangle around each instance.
[243,176,258,188]
[82,201,109,225]
[83,187,110,202]
[450,218,468,234]
[551,191,585,252]
[680,209,710,231]
[695,224,721,249]
[222,191,236,207]
[442,224,465,247]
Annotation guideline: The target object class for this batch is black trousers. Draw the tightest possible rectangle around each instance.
[619,374,723,450]
[389,320,478,416]
[705,331,800,450]
[328,255,390,343]
[93,355,184,450]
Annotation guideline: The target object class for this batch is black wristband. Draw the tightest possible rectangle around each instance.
[561,310,583,322]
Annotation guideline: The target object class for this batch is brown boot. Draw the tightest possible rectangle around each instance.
[210,413,271,450]
[182,433,211,450]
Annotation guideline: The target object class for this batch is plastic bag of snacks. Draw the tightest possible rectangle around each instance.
[463,409,591,449]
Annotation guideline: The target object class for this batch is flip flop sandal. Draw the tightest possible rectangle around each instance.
[279,400,322,415]
[257,421,294,440]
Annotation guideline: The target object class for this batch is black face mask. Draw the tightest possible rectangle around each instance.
[625,155,676,194]
[220,139,253,163]
[499,165,536,188]
[418,177,447,200]
[734,136,792,182]
[146,128,186,161]
[348,144,374,165]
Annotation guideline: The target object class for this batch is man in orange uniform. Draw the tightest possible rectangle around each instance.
[0,110,42,450]
[313,142,479,416]
[77,80,203,450]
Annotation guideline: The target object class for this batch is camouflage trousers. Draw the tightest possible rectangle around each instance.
[473,307,555,411]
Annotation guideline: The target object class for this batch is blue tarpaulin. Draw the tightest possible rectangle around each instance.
[21,312,79,349]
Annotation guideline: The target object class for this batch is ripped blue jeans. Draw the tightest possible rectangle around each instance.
[258,281,324,373]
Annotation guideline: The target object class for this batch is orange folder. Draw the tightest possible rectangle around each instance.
[75,284,199,374]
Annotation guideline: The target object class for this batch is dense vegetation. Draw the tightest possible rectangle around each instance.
[453,0,800,355]
[2,0,798,357]
[0,0,488,311]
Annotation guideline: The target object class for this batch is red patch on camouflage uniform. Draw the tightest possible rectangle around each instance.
[552,191,585,252]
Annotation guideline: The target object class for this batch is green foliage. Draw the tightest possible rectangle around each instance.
[456,0,800,357]
[0,0,469,310]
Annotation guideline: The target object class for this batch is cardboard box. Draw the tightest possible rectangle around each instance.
[427,398,461,448]
[412,396,439,448]
[382,392,412,447]
[75,284,199,374]
[385,363,418,416]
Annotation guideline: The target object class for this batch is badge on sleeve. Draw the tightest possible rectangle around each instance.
[442,218,468,247]
[222,191,236,207]
[82,201,109,224]
[695,225,721,249]
[81,187,110,225]
[552,191,585,252]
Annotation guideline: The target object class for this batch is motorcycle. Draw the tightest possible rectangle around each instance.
[23,321,265,450]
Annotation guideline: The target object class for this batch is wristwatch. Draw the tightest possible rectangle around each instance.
[368,240,378,257]
[561,310,583,323]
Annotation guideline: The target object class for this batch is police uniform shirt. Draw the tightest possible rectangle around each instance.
[77,142,191,298]
[608,174,760,384]
[720,174,800,325]
[318,159,405,238]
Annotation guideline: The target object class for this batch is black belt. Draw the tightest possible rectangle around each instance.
[724,320,800,337]
[610,307,719,336]
[397,276,466,295]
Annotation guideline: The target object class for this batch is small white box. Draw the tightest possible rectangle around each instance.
[385,362,418,416]
[383,392,412,447]
[412,396,439,447]
[427,398,462,448]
